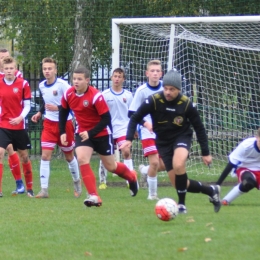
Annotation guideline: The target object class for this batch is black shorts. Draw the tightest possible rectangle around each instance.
[75,134,114,156]
[0,128,31,150]
[156,135,192,172]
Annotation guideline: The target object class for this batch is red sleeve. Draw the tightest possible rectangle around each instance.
[93,92,109,115]
[23,80,31,100]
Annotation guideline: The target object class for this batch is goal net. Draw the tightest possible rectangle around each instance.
[112,16,260,176]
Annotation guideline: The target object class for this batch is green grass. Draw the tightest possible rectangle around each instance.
[1,157,259,259]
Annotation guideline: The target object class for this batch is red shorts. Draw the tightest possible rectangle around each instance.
[41,118,75,153]
[141,138,158,157]
[236,168,260,189]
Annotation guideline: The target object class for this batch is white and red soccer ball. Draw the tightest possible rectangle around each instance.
[155,198,178,221]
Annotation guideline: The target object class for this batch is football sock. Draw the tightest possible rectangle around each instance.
[98,160,108,184]
[8,153,22,180]
[67,156,80,181]
[0,164,3,192]
[222,184,243,203]
[123,159,134,171]
[22,161,33,190]
[188,179,213,196]
[114,162,136,182]
[147,176,158,196]
[175,173,188,205]
[40,160,50,189]
[80,164,98,195]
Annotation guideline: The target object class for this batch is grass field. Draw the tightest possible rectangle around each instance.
[1,157,260,260]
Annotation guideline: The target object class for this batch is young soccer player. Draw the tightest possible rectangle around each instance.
[121,70,221,213]
[0,56,34,197]
[98,68,134,189]
[214,128,260,205]
[128,60,165,200]
[31,57,81,198]
[59,66,138,207]
[0,49,25,195]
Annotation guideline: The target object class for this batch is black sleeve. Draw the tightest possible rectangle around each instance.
[39,101,45,114]
[216,161,235,186]
[186,104,209,156]
[126,97,153,141]
[88,111,111,139]
[59,106,70,135]
[128,110,146,126]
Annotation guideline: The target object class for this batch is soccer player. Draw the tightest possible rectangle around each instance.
[31,57,81,198]
[59,66,138,207]
[98,68,134,189]
[0,48,25,195]
[0,56,34,197]
[214,129,260,205]
[128,59,165,200]
[121,70,221,213]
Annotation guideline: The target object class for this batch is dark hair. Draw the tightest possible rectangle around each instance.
[2,56,16,65]
[0,48,9,53]
[73,66,90,78]
[112,68,126,79]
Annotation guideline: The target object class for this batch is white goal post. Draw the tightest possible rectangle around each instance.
[112,16,260,175]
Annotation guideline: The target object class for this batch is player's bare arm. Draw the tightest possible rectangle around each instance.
[31,112,42,123]
[120,140,132,150]
[202,155,212,166]
[143,121,153,133]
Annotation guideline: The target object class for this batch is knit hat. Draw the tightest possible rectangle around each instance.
[163,70,181,90]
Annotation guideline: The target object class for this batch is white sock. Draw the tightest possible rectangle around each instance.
[141,165,149,175]
[40,160,50,189]
[67,156,80,181]
[222,184,244,204]
[124,159,133,170]
[99,160,107,184]
[147,176,157,196]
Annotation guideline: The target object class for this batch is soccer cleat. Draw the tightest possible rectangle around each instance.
[0,192,2,197]
[84,195,102,207]
[11,179,25,195]
[221,200,229,206]
[138,164,148,189]
[99,183,107,190]
[209,185,221,213]
[73,179,82,198]
[129,170,139,196]
[35,188,49,198]
[178,204,187,214]
[147,194,159,200]
[27,189,34,197]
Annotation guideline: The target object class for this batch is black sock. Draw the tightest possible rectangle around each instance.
[188,179,213,196]
[175,173,188,205]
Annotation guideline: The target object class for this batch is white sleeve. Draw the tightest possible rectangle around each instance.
[229,142,246,166]
[20,100,31,118]
[129,89,143,112]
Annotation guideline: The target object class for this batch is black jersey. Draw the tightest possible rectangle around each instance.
[126,91,209,156]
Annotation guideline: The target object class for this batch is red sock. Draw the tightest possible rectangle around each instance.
[0,164,3,192]
[22,161,33,190]
[114,162,136,182]
[8,153,22,181]
[80,164,98,195]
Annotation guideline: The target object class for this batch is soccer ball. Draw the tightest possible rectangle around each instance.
[155,198,178,221]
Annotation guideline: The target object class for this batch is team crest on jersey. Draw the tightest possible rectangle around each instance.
[123,97,126,103]
[173,116,183,126]
[13,88,19,93]
[154,93,161,99]
[53,90,58,96]
[83,100,89,107]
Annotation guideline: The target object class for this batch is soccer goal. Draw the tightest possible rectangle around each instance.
[112,16,260,176]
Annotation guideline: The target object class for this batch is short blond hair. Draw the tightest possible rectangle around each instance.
[146,59,162,70]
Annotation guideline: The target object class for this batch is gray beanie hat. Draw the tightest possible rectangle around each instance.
[163,70,182,90]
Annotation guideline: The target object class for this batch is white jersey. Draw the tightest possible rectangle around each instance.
[39,78,72,122]
[129,81,163,140]
[102,88,133,139]
[229,137,260,171]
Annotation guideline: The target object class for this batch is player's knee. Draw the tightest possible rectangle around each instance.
[240,171,257,192]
